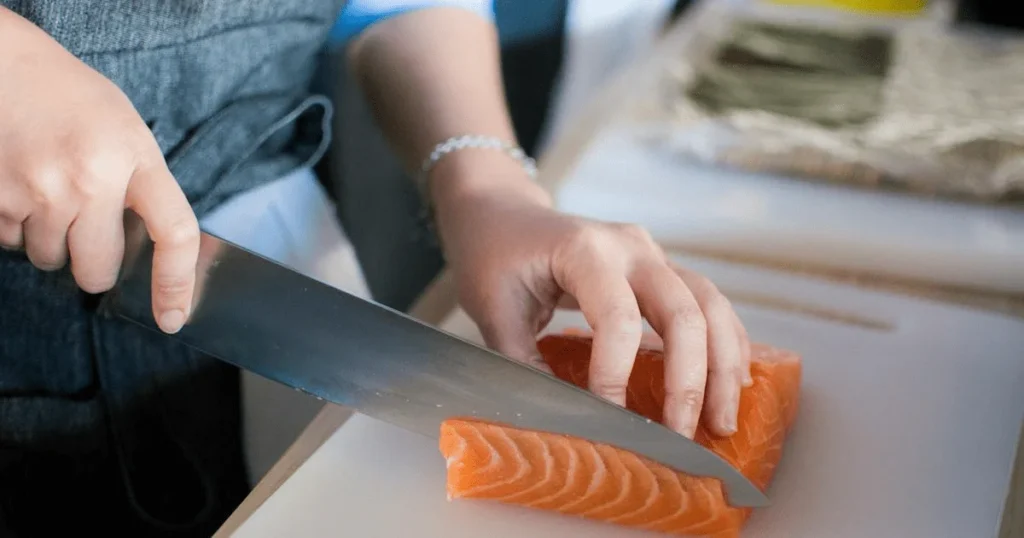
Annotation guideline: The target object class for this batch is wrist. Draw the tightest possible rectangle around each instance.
[426,149,553,254]
[426,147,553,211]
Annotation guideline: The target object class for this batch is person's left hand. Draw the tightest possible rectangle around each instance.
[428,153,752,440]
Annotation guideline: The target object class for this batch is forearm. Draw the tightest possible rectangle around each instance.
[347,6,551,218]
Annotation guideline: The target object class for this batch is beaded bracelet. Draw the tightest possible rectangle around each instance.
[414,135,538,246]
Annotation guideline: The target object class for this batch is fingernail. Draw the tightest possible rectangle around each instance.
[526,354,554,374]
[606,390,628,408]
[722,402,738,434]
[679,407,698,438]
[743,372,754,387]
[159,309,186,334]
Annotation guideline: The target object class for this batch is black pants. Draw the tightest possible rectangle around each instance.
[0,250,250,537]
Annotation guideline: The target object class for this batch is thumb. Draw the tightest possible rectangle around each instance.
[470,292,554,374]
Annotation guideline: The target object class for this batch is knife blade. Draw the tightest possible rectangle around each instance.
[99,212,769,508]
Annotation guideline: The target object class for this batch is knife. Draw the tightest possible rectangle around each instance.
[99,212,769,508]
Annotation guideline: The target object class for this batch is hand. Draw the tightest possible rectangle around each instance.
[0,7,199,334]
[429,153,752,439]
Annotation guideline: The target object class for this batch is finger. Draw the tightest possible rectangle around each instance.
[630,262,707,438]
[472,288,554,374]
[22,205,74,271]
[67,199,125,294]
[732,309,753,387]
[0,181,30,221]
[558,325,667,354]
[558,265,642,407]
[124,160,199,334]
[675,265,750,383]
[0,217,24,250]
[674,265,746,436]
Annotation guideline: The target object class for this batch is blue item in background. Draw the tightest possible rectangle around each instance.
[328,0,495,45]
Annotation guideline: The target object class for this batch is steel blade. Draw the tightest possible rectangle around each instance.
[100,213,769,508]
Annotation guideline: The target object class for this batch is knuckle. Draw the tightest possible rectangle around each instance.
[70,151,121,200]
[589,376,628,400]
[122,120,154,145]
[554,225,637,280]
[120,114,160,145]
[566,226,610,255]
[161,216,200,248]
[687,272,715,292]
[669,387,705,409]
[712,363,745,381]
[702,292,733,320]
[130,143,166,174]
[615,222,654,244]
[154,274,193,299]
[26,165,69,209]
[600,304,643,335]
[667,305,707,333]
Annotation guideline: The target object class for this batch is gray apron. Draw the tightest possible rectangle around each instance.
[0,1,344,535]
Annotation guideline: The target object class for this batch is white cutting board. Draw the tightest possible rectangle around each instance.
[232,253,1024,538]
[554,129,1024,295]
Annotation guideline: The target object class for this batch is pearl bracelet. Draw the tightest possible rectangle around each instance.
[415,135,538,245]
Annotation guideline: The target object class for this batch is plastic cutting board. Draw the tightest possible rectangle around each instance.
[232,253,1024,538]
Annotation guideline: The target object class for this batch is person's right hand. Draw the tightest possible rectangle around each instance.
[0,7,199,334]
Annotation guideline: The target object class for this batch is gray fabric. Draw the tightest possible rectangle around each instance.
[0,1,343,535]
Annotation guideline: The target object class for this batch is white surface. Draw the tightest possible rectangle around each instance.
[535,0,677,154]
[233,252,1024,538]
[200,167,374,484]
[555,130,1024,295]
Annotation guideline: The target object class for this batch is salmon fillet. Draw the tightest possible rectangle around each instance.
[439,333,802,537]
